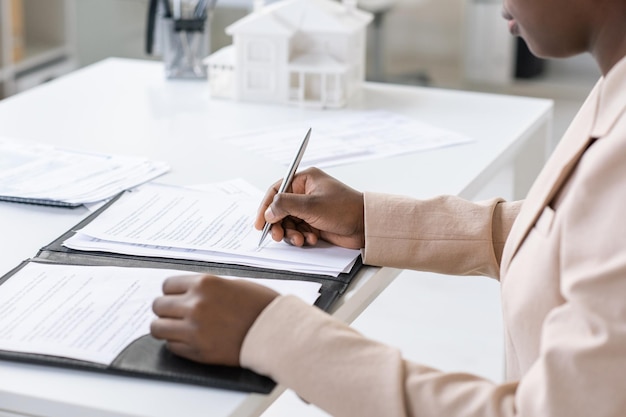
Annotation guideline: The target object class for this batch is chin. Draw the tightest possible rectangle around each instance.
[525,45,550,59]
[522,40,556,60]
[523,36,586,60]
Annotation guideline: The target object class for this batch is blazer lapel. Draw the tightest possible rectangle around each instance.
[500,84,600,275]
[501,55,626,276]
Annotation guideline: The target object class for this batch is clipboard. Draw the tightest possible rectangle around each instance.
[0,192,363,394]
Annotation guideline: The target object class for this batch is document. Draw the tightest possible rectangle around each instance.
[63,182,361,276]
[0,137,169,206]
[218,110,474,169]
[0,262,322,365]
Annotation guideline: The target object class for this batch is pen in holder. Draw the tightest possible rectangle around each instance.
[162,17,209,79]
[146,0,211,79]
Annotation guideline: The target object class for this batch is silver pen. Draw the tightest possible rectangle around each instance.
[258,127,312,248]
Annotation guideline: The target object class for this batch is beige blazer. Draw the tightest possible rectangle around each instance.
[241,55,626,417]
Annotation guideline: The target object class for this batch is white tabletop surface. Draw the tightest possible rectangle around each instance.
[0,58,552,417]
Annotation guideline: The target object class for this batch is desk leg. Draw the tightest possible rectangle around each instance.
[0,411,31,417]
[513,112,554,200]
[230,389,287,417]
[330,267,401,324]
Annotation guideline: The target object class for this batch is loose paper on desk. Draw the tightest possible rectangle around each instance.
[0,137,169,206]
[63,182,360,276]
[218,110,474,169]
[0,263,321,364]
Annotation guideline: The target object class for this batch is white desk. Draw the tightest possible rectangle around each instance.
[0,58,552,417]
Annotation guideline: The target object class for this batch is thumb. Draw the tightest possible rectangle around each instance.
[265,193,311,223]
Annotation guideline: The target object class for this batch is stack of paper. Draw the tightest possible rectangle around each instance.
[0,262,322,365]
[219,110,474,169]
[63,181,361,277]
[0,137,170,207]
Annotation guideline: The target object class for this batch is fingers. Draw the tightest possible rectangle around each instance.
[164,341,201,362]
[162,274,198,294]
[281,218,319,246]
[258,193,318,245]
[152,294,187,318]
[297,222,320,246]
[151,335,204,365]
[264,214,319,246]
[150,317,189,342]
[254,167,366,248]
[254,168,322,230]
[150,275,279,366]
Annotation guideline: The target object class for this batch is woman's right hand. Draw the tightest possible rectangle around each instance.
[254,167,365,249]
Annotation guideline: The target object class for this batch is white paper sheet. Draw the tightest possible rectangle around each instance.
[64,182,360,276]
[218,110,474,169]
[0,137,169,205]
[0,263,322,365]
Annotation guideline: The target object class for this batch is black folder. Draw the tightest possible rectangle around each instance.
[0,194,363,394]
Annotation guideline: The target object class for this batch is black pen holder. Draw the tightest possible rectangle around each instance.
[161,17,209,79]
[145,0,212,80]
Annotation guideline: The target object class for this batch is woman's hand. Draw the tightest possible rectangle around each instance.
[254,167,365,249]
[151,274,279,366]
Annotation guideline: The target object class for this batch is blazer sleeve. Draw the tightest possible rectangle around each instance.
[240,195,524,417]
[362,193,522,279]
[241,295,518,417]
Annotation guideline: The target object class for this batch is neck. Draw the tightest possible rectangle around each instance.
[589,8,626,75]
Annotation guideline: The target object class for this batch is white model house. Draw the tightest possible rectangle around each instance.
[205,0,373,109]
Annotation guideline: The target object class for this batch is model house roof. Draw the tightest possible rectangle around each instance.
[226,0,373,36]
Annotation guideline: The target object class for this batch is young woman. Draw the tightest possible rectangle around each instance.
[151,0,626,415]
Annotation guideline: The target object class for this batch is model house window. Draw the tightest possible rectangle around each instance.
[246,41,273,63]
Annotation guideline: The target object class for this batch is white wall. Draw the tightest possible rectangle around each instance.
[75,0,153,66]
[74,0,599,91]
[382,0,465,82]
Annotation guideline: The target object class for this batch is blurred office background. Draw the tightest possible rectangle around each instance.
[0,0,600,139]
[0,1,602,416]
